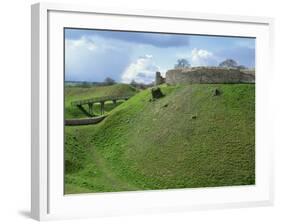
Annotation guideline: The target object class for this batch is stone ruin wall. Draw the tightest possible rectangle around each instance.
[159,67,255,85]
[155,71,166,85]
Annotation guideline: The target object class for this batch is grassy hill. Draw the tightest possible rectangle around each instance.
[65,84,255,194]
[65,83,137,119]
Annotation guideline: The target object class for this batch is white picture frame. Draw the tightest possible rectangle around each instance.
[31,2,274,221]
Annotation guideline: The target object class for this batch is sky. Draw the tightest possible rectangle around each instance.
[65,28,255,84]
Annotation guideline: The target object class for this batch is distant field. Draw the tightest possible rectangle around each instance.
[65,83,137,119]
[65,83,255,194]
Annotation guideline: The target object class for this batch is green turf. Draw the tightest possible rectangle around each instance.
[65,83,255,194]
[65,83,137,119]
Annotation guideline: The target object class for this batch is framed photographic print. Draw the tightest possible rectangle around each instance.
[31,2,274,221]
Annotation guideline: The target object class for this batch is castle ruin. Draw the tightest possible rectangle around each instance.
[155,71,166,86]
[155,67,255,85]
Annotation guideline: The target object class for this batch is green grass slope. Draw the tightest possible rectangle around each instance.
[65,84,255,194]
[65,83,137,119]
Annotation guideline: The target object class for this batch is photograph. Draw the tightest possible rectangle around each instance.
[64,28,255,194]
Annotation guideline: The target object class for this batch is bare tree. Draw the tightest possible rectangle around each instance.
[104,77,116,85]
[174,58,190,69]
[218,59,238,68]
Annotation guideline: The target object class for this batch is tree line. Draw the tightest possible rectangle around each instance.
[174,58,247,70]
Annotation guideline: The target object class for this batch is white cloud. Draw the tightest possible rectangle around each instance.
[190,48,217,66]
[65,36,132,82]
[121,55,160,84]
[66,36,97,51]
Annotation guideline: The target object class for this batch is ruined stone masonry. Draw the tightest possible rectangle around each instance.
[155,71,166,85]
[155,67,255,85]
